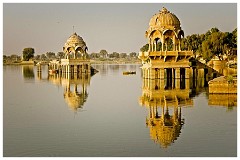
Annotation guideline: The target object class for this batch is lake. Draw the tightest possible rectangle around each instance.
[3,64,237,157]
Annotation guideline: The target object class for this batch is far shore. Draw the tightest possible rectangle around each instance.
[3,59,142,65]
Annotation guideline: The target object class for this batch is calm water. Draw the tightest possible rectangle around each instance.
[3,64,237,157]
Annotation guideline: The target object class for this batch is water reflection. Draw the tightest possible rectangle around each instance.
[36,69,93,112]
[208,94,237,110]
[51,73,91,112]
[139,78,190,148]
[22,65,35,79]
[139,65,222,148]
[91,64,140,75]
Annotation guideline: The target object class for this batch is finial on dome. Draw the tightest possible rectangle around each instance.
[160,7,169,14]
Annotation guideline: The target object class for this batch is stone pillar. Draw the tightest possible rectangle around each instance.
[173,37,176,51]
[149,79,154,90]
[74,65,77,73]
[161,42,164,51]
[161,106,164,120]
[148,39,151,52]
[37,70,42,80]
[159,68,164,79]
[185,78,190,89]
[185,68,190,79]
[73,51,76,59]
[151,42,154,51]
[149,68,156,79]
[67,65,70,73]
[160,78,165,89]
[175,68,181,89]
[37,65,42,72]
[88,64,91,73]
[147,68,150,79]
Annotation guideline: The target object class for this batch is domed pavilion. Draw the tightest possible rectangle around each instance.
[49,32,97,75]
[63,32,88,59]
[146,7,184,52]
[138,7,194,82]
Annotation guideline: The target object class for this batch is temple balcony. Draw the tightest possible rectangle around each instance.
[139,51,194,62]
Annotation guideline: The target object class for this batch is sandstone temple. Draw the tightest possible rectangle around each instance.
[138,7,194,81]
[138,7,195,148]
[47,32,97,75]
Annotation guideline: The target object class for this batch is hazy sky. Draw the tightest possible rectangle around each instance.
[3,3,237,55]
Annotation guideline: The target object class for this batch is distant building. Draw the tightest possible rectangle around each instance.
[48,32,97,74]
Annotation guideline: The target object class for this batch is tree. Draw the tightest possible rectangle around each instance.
[120,53,127,58]
[112,52,119,58]
[41,54,47,60]
[129,52,137,58]
[35,55,41,60]
[10,54,20,62]
[45,52,56,59]
[99,49,108,58]
[22,48,34,61]
[210,27,220,33]
[57,52,65,59]
[202,40,213,62]
[90,52,100,59]
[232,28,237,48]
[140,44,149,52]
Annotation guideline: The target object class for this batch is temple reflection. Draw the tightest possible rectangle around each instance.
[138,63,225,148]
[49,73,91,112]
[36,70,93,112]
[208,94,237,110]
[139,77,191,148]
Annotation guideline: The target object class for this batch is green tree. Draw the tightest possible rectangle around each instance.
[99,49,108,58]
[202,40,213,62]
[120,53,127,58]
[140,44,149,52]
[57,52,65,59]
[41,54,47,60]
[22,48,34,61]
[90,52,100,59]
[232,28,237,48]
[35,55,41,60]
[112,52,119,58]
[46,52,56,59]
[10,54,20,62]
[129,52,137,58]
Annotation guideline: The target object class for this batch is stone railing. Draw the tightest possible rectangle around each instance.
[138,51,193,58]
[149,51,193,57]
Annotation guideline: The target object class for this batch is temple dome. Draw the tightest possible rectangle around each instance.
[149,7,181,30]
[64,92,88,111]
[63,32,88,54]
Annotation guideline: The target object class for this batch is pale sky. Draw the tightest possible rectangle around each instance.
[3,3,237,55]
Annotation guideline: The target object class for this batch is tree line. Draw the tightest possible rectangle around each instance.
[140,27,237,63]
[3,48,138,64]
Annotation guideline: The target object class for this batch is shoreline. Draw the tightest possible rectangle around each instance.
[3,59,142,65]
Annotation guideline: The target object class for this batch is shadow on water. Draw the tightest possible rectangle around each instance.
[36,67,95,112]
[22,65,35,80]
[138,63,235,148]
